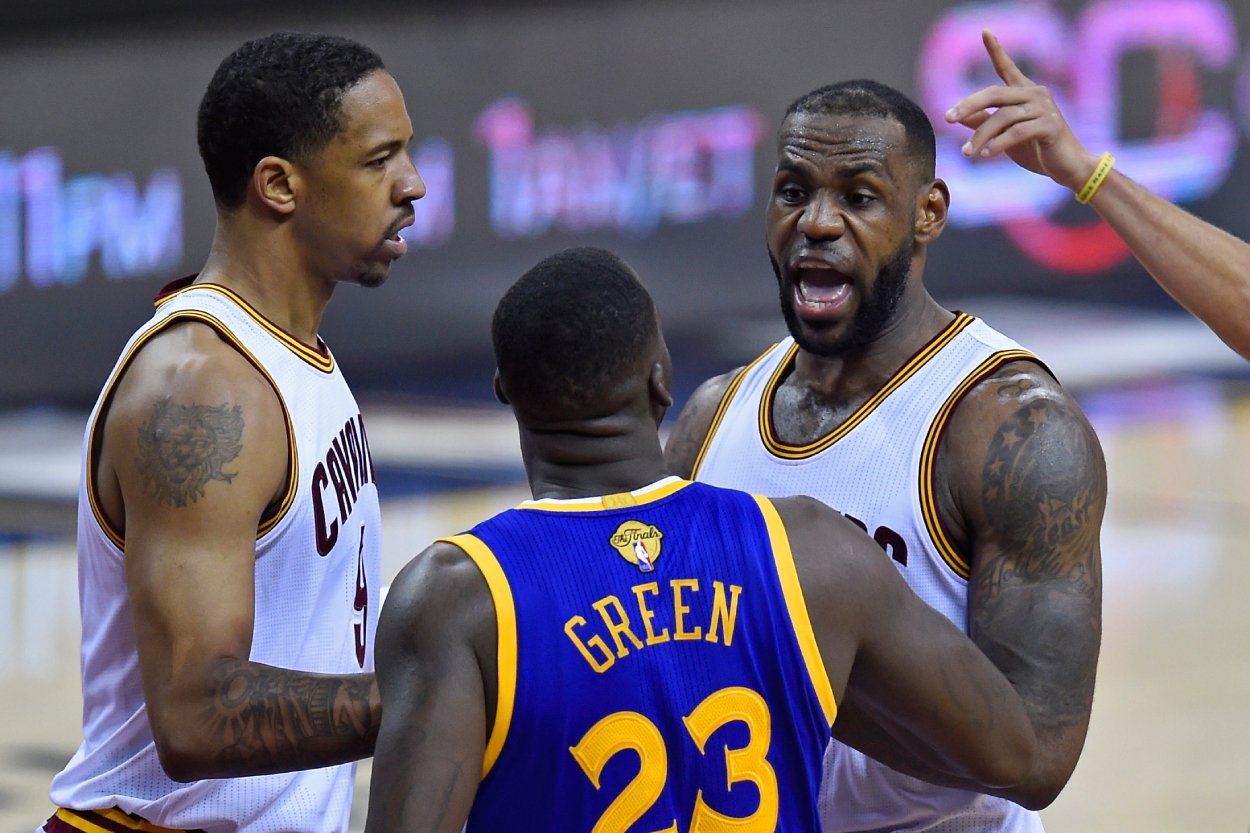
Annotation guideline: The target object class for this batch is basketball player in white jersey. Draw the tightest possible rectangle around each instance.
[666,80,1106,831]
[950,30,1250,363]
[45,34,424,833]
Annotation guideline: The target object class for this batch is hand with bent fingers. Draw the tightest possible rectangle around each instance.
[945,29,1100,193]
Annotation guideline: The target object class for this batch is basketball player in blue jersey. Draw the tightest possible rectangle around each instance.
[46,35,423,833]
[364,247,1038,833]
[665,82,1106,831]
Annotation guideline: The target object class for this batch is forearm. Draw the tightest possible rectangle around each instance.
[834,686,1078,808]
[1088,171,1250,358]
[156,659,379,781]
[833,696,984,791]
[970,598,1098,809]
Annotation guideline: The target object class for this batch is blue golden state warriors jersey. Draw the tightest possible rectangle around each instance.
[440,476,836,833]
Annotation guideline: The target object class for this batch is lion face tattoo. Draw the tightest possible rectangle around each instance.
[136,400,245,508]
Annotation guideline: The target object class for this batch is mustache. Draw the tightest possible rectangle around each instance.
[382,205,416,241]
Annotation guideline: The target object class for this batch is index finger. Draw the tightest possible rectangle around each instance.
[946,83,1033,124]
[983,29,1031,86]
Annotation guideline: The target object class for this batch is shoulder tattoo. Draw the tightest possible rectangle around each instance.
[979,375,1103,599]
[136,400,244,508]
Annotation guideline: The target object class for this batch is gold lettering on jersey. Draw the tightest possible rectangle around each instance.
[610,521,664,573]
[705,581,742,646]
[565,615,615,673]
[632,582,671,645]
[566,578,745,673]
[592,596,645,657]
[671,579,702,640]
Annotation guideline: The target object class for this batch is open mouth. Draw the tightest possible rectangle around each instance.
[380,213,415,258]
[379,231,409,259]
[791,259,855,319]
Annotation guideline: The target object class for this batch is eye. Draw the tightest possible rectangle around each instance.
[776,184,806,204]
[846,192,875,207]
[368,155,389,168]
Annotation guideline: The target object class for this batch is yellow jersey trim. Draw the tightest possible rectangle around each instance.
[753,495,837,726]
[758,313,975,460]
[918,349,1042,580]
[85,311,299,551]
[516,477,692,513]
[155,282,334,373]
[690,345,778,479]
[56,808,189,833]
[55,809,113,833]
[441,533,518,780]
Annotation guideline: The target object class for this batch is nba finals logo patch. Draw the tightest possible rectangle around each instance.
[610,521,663,573]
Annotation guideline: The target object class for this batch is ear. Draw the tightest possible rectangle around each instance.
[493,370,510,405]
[915,178,950,244]
[648,361,673,424]
[252,156,298,216]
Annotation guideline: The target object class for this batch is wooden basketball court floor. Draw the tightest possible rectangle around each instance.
[0,377,1247,832]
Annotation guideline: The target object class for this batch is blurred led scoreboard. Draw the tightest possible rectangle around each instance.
[2,0,1249,404]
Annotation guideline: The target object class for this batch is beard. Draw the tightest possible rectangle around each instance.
[356,269,388,289]
[774,240,912,358]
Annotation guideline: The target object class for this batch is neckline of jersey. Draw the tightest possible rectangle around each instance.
[515,476,691,512]
[154,276,335,373]
[759,312,975,460]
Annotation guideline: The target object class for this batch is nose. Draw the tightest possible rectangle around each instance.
[396,152,426,204]
[796,191,844,241]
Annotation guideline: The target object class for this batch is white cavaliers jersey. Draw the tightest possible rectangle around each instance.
[50,280,382,833]
[694,313,1045,833]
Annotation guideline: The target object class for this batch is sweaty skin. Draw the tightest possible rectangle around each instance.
[93,69,424,781]
[365,304,1037,833]
[666,108,1104,810]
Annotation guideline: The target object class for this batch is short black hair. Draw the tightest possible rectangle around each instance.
[493,247,659,417]
[197,33,386,209]
[785,80,936,180]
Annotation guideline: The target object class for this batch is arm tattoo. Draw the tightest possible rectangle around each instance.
[137,400,244,507]
[200,660,377,773]
[973,377,1104,734]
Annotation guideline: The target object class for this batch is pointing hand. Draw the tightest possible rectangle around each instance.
[944,29,1099,193]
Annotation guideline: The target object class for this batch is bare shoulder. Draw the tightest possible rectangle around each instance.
[934,360,1105,551]
[377,541,496,661]
[100,319,287,524]
[769,495,900,598]
[110,320,281,422]
[949,360,1087,436]
[664,368,742,478]
[954,358,1106,560]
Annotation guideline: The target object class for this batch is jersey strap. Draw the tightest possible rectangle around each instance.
[752,496,837,726]
[690,346,779,479]
[438,534,518,779]
[156,283,334,373]
[918,349,1046,579]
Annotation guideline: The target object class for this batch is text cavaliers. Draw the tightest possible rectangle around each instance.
[312,413,376,556]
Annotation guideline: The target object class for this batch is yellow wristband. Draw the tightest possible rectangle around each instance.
[1075,152,1115,204]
